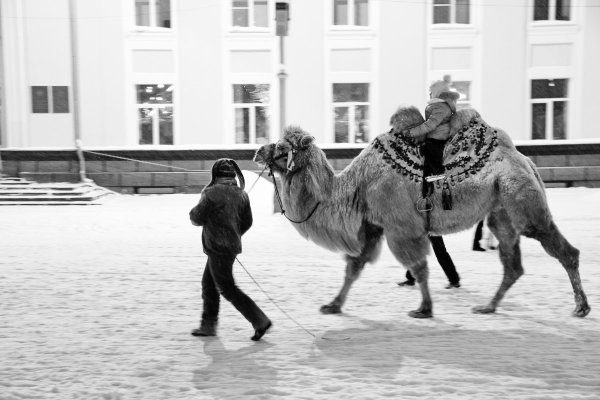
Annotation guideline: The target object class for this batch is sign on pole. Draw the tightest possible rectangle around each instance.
[275,2,289,36]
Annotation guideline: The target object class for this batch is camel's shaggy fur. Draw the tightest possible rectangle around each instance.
[254,108,590,318]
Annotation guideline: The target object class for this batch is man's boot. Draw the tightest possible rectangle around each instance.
[251,319,272,341]
[191,320,217,337]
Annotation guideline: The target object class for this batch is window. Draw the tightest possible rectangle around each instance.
[31,86,69,114]
[232,0,269,28]
[531,79,568,140]
[332,83,369,143]
[135,0,171,28]
[333,0,369,27]
[137,84,174,145]
[533,0,570,21]
[433,0,470,24]
[450,81,470,108]
[233,84,270,144]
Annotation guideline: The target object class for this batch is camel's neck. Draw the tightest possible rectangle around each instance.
[279,147,367,256]
[282,147,335,205]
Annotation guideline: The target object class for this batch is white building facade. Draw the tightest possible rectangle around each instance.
[0,0,599,148]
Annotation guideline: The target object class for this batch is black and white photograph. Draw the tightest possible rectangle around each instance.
[1,1,599,399]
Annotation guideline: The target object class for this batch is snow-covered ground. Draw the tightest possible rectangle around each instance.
[1,172,599,400]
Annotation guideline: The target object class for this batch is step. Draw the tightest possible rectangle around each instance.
[0,185,108,192]
[0,175,116,205]
[0,201,105,206]
[0,193,110,202]
[0,183,96,190]
[0,188,109,197]
[0,180,35,185]
[0,191,105,197]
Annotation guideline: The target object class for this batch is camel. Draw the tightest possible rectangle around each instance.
[253,106,590,319]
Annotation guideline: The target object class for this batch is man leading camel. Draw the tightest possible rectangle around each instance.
[189,158,272,341]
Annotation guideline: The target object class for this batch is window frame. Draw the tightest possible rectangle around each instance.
[331,0,370,29]
[432,0,471,26]
[230,0,272,32]
[133,0,173,31]
[136,84,174,145]
[51,86,70,113]
[232,83,271,144]
[31,86,49,114]
[530,78,569,140]
[531,0,571,23]
[450,80,471,108]
[31,86,70,114]
[331,82,370,144]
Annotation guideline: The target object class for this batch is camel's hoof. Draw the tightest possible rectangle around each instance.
[573,304,591,318]
[472,305,496,314]
[408,309,433,319]
[320,304,342,314]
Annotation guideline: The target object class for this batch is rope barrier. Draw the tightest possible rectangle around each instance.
[82,149,267,193]
[83,149,204,172]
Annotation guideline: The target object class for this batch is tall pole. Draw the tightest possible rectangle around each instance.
[278,37,287,136]
[275,2,289,137]
[68,0,89,183]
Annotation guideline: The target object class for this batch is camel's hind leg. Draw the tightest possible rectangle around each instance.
[472,209,524,314]
[320,223,383,314]
[528,222,590,317]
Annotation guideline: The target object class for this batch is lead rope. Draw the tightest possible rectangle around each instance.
[246,165,268,194]
[235,257,317,339]
[236,257,349,341]
[241,167,347,341]
[269,170,320,224]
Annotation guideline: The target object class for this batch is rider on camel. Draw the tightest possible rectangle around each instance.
[405,75,460,199]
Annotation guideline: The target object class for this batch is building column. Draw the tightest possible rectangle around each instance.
[0,0,29,147]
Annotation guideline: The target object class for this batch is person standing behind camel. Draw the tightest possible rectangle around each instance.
[189,158,272,341]
[405,75,460,199]
[398,235,461,289]
[473,218,498,251]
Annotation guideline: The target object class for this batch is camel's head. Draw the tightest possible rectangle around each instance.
[254,126,315,175]
[389,105,425,134]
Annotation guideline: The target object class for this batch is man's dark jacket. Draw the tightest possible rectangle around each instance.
[189,177,253,255]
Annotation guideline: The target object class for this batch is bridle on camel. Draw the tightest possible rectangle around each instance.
[267,144,321,224]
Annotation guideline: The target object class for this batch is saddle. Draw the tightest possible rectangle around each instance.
[373,110,500,208]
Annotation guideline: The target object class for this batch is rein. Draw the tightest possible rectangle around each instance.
[268,166,320,224]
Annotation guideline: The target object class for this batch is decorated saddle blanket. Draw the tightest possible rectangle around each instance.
[372,116,499,186]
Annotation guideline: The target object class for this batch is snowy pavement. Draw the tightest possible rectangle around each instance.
[1,174,599,400]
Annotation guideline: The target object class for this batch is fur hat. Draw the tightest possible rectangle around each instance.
[429,75,460,101]
[208,158,245,189]
[212,159,237,178]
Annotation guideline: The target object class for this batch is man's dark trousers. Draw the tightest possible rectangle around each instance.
[201,253,268,329]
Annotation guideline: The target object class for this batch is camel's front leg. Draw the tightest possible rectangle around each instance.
[320,256,365,314]
[408,260,433,318]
